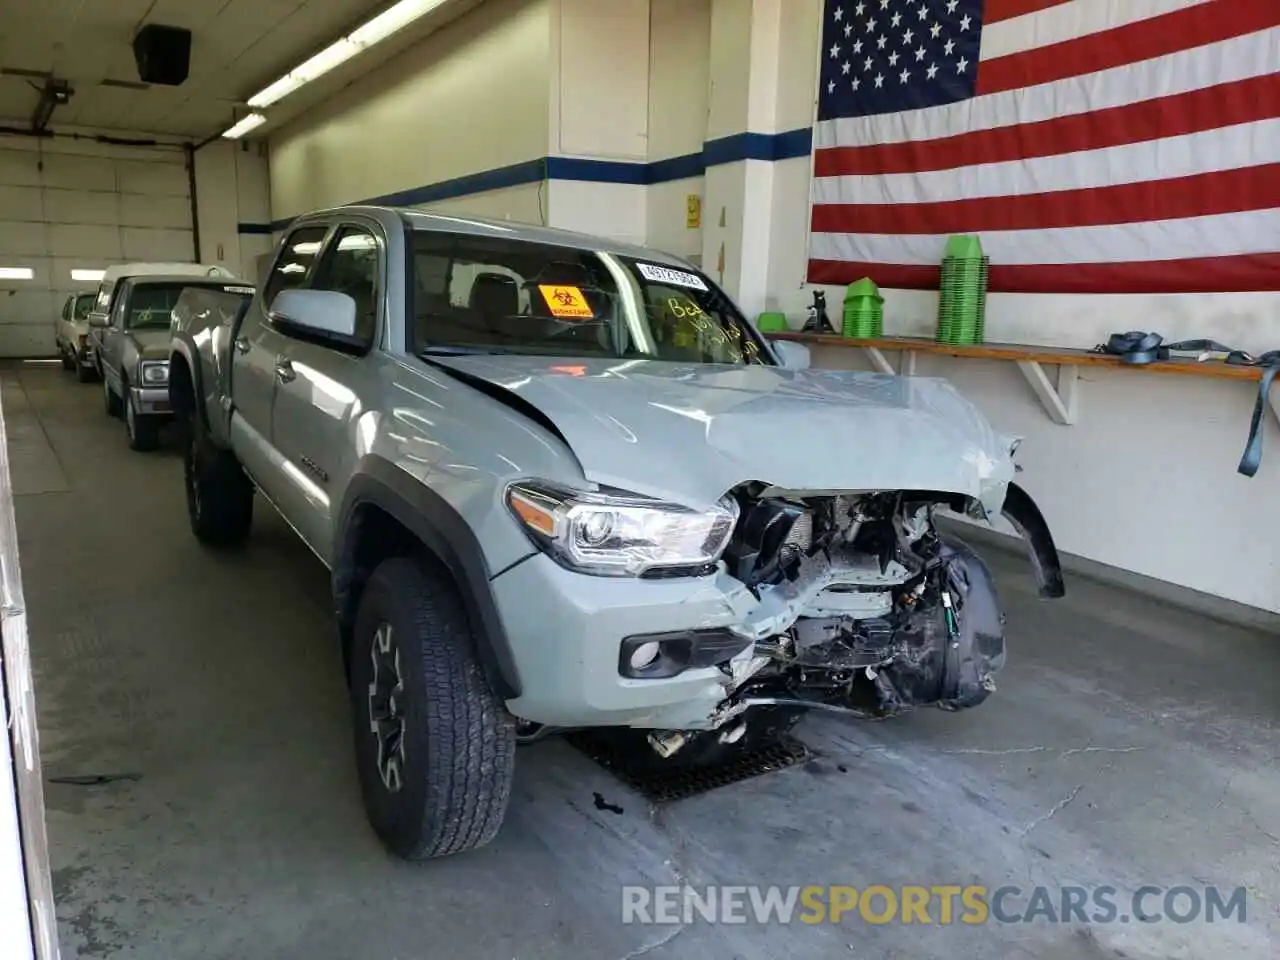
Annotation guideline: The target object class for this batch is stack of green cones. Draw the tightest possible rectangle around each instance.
[756,311,789,333]
[936,235,989,345]
[842,277,884,338]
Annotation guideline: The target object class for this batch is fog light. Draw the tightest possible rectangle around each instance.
[628,640,662,671]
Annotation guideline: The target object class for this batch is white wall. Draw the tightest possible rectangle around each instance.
[194,140,273,284]
[0,136,193,356]
[541,0,651,245]
[644,0,711,261]
[268,0,551,222]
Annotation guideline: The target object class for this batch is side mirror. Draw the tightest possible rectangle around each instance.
[87,312,108,329]
[269,289,357,339]
[772,339,811,371]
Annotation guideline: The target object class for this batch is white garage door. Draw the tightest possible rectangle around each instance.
[0,140,194,357]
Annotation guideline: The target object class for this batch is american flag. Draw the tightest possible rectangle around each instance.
[808,0,1280,293]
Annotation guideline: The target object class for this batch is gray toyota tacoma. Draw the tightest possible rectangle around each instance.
[168,205,1064,861]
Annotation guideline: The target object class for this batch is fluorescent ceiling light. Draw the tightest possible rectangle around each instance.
[0,267,33,280]
[221,113,266,140]
[71,268,105,282]
[247,0,448,108]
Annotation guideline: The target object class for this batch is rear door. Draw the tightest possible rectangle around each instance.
[227,223,332,502]
[269,221,383,562]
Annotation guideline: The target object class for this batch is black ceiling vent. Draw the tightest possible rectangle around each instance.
[133,24,192,86]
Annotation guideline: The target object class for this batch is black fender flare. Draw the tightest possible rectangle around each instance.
[334,456,523,700]
[999,481,1065,599]
[168,338,206,430]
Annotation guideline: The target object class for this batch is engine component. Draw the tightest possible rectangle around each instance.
[722,498,808,586]
[792,617,895,669]
[716,485,1009,723]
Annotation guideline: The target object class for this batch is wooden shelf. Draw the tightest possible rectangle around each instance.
[769,332,1273,427]
[770,333,1265,381]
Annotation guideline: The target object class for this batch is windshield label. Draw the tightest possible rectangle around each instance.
[636,262,708,291]
[538,284,594,319]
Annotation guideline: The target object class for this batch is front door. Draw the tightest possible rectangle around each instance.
[228,223,331,502]
[270,223,383,563]
[98,284,130,391]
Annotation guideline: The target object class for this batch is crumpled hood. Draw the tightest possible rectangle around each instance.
[430,356,1016,514]
[128,329,170,360]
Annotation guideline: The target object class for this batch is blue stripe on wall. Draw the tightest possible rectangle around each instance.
[241,126,815,235]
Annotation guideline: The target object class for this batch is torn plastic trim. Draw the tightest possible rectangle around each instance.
[921,483,1064,600]
[999,481,1065,599]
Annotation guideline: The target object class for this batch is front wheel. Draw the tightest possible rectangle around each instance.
[183,408,253,546]
[125,392,160,451]
[349,556,516,860]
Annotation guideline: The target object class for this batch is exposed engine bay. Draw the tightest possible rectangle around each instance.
[641,482,1063,761]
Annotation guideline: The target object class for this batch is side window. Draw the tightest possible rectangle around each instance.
[309,226,380,350]
[61,298,70,321]
[94,283,113,316]
[264,225,328,309]
[111,283,131,327]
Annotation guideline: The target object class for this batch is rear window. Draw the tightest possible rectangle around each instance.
[408,230,769,365]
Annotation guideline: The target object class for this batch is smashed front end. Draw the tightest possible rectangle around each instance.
[624,480,1062,758]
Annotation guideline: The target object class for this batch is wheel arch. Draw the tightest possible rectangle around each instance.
[334,456,523,700]
[168,341,204,428]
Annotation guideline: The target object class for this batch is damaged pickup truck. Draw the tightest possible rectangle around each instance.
[168,206,1063,861]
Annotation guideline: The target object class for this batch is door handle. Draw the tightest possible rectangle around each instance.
[274,358,296,384]
[234,336,250,354]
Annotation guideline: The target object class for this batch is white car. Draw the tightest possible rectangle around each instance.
[55,292,99,382]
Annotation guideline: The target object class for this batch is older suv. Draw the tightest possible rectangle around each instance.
[168,206,1063,861]
[55,291,98,381]
[95,274,253,450]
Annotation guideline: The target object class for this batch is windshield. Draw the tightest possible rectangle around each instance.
[408,230,769,365]
[73,294,95,320]
[122,282,226,329]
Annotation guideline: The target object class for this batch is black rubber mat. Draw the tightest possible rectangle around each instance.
[568,733,812,803]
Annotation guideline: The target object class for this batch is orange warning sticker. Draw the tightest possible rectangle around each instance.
[538,284,594,319]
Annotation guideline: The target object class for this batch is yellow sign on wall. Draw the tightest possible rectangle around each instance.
[686,194,702,230]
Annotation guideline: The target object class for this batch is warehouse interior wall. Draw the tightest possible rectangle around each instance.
[194,140,273,284]
[0,134,195,357]
[267,0,552,227]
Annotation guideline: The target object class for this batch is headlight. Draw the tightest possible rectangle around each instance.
[506,480,738,577]
[140,361,168,386]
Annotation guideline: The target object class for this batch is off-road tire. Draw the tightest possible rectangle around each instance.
[59,347,73,371]
[125,391,160,452]
[75,356,94,382]
[102,376,122,417]
[183,408,253,546]
[349,556,516,861]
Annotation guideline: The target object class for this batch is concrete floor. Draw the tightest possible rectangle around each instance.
[6,361,1278,959]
